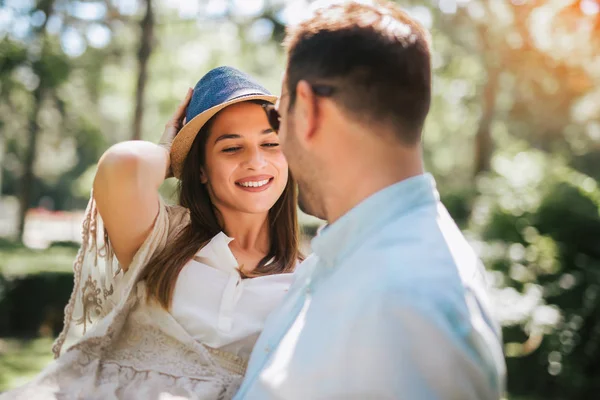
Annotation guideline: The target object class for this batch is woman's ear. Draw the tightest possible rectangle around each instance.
[200,167,208,184]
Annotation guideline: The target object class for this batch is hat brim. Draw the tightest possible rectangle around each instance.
[170,94,277,179]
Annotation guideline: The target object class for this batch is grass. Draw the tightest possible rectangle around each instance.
[0,337,55,392]
[0,244,75,392]
[0,246,77,277]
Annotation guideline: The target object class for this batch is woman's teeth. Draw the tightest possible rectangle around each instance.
[238,179,270,188]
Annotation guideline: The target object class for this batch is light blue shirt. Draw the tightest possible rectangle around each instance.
[235,174,506,399]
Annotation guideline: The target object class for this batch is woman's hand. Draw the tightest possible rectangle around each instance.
[158,88,193,178]
[159,88,193,153]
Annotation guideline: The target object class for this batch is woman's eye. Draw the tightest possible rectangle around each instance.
[222,146,242,153]
[262,143,280,148]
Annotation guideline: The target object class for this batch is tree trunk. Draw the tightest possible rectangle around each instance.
[17,85,44,242]
[473,67,500,178]
[131,0,154,141]
[16,0,54,243]
[0,132,4,197]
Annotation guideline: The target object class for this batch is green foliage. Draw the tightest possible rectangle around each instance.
[0,39,27,79]
[468,150,600,399]
[33,39,71,90]
[440,189,475,229]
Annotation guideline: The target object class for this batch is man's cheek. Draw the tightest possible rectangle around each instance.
[280,134,291,155]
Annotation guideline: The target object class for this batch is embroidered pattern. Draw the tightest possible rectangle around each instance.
[74,276,103,334]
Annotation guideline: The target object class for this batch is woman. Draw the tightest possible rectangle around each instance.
[3,66,302,399]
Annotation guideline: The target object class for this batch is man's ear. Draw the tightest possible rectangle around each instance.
[294,80,317,147]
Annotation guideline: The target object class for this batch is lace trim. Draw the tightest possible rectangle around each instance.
[52,191,125,358]
[98,360,238,386]
[205,346,247,376]
[4,348,241,400]
[52,193,99,358]
[95,361,243,400]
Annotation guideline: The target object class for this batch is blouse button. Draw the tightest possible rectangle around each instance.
[265,345,271,353]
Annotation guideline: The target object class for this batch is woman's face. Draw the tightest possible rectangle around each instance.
[202,101,289,215]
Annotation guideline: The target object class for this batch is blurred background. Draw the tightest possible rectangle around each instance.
[0,0,599,398]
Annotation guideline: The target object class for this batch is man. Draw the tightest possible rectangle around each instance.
[235,1,506,399]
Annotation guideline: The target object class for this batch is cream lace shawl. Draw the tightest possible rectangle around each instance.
[1,194,243,400]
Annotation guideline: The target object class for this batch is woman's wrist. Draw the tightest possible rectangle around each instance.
[158,144,173,179]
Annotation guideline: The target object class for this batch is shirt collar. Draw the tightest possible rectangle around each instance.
[194,231,239,273]
[194,231,276,273]
[311,173,439,267]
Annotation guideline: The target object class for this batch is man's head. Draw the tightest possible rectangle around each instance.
[276,0,432,220]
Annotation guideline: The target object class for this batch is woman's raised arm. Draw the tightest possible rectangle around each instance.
[93,88,192,270]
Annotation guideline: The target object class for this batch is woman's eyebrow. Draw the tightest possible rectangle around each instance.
[215,129,274,144]
[214,133,241,143]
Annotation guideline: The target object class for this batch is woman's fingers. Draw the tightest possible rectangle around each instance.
[175,88,193,120]
[159,88,193,149]
[165,88,193,130]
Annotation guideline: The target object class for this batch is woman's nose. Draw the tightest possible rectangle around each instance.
[243,146,267,170]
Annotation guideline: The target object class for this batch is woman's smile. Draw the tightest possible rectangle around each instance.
[235,175,275,192]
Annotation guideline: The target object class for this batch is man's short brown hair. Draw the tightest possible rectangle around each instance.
[284,1,431,145]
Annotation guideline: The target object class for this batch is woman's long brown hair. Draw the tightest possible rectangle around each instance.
[142,101,302,309]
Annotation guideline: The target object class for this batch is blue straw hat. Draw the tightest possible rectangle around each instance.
[170,66,277,178]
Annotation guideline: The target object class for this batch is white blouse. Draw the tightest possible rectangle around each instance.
[170,231,294,363]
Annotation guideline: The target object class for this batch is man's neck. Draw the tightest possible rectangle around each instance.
[322,148,424,224]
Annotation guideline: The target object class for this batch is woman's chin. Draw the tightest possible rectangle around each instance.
[229,196,279,215]
[241,202,277,214]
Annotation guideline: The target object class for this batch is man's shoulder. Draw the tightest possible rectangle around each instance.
[349,202,483,283]
[298,253,319,268]
[294,253,319,277]
[339,222,489,317]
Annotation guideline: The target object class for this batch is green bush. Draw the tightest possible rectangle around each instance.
[0,238,23,250]
[48,241,81,250]
[0,274,9,335]
[0,272,73,337]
